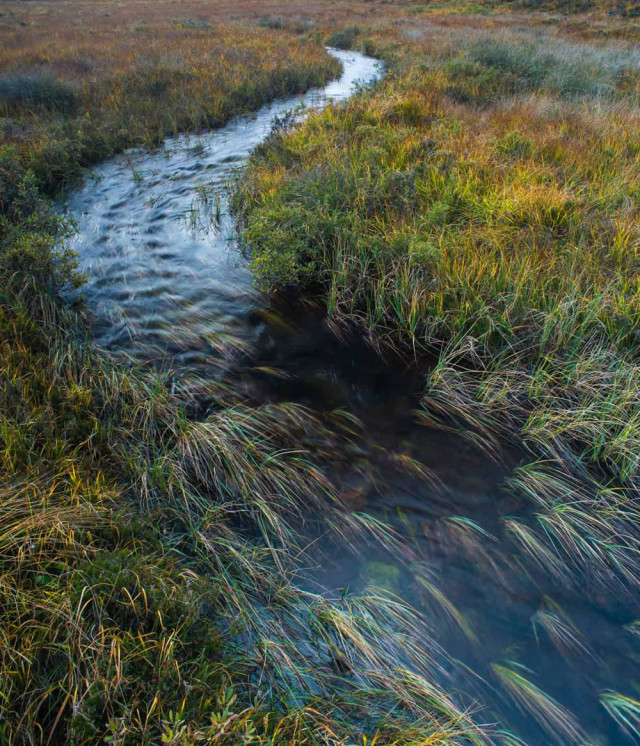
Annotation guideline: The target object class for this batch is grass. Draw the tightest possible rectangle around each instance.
[6,0,640,741]
[0,74,77,113]
[600,691,640,739]
[234,19,640,591]
[0,222,484,742]
[531,598,594,658]
[0,9,341,194]
[232,15,640,738]
[491,662,587,743]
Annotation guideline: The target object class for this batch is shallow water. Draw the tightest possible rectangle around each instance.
[248,299,640,745]
[67,49,380,370]
[67,49,640,745]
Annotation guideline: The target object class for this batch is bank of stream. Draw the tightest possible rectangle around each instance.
[66,49,640,745]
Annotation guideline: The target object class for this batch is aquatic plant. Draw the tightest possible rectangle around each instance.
[491,663,587,744]
[600,691,640,739]
[532,598,594,659]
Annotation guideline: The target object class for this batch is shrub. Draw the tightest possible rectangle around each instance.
[0,74,77,113]
[257,15,314,33]
[327,26,362,50]
[468,39,554,88]
[466,35,640,99]
[0,146,79,291]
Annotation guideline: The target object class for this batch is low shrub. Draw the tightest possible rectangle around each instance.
[327,26,362,49]
[0,74,77,113]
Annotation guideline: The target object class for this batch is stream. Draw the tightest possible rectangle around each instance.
[66,49,640,745]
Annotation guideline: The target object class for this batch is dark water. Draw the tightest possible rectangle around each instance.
[243,298,640,746]
[67,50,640,746]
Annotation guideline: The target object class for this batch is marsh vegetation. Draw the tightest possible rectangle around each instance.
[2,0,640,743]
[235,12,640,745]
[236,15,640,592]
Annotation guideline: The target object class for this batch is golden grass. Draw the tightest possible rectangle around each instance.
[0,2,504,742]
[0,15,341,192]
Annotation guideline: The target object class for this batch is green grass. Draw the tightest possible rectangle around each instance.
[6,1,640,741]
[600,691,640,738]
[0,236,483,743]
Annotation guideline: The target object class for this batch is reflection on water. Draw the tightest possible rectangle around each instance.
[67,49,640,746]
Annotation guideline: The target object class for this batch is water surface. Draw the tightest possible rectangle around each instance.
[68,49,380,371]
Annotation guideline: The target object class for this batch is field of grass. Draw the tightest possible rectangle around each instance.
[4,0,640,742]
[0,5,344,194]
[235,18,640,588]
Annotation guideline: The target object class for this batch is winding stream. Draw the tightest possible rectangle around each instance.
[67,49,640,745]
[67,50,379,371]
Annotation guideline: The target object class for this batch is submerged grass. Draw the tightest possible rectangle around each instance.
[491,663,587,744]
[600,691,640,739]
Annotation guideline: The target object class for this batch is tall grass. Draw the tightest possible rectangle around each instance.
[0,240,485,742]
[234,21,640,595]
